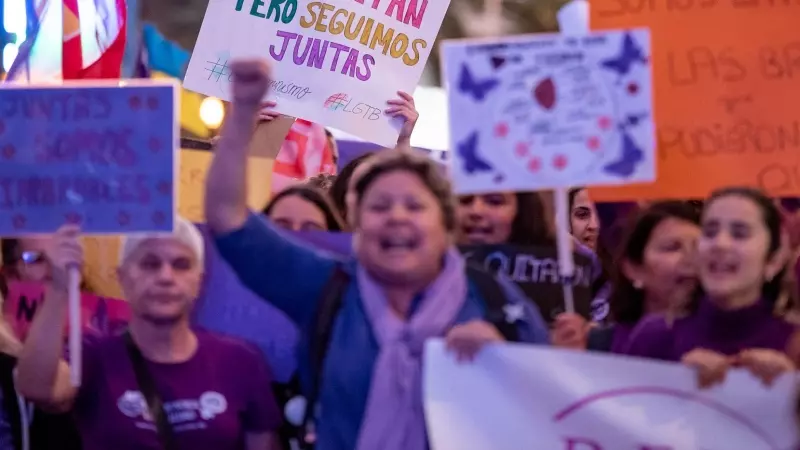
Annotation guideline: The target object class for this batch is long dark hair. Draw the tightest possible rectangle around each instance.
[704,186,785,305]
[608,201,701,326]
[506,192,554,246]
[568,187,612,295]
[263,185,346,232]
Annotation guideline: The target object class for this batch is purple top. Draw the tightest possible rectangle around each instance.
[625,298,798,361]
[74,330,281,450]
[610,322,636,354]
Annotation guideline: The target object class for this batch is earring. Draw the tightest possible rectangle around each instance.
[632,280,644,289]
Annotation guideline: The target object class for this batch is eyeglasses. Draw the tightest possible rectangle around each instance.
[20,251,46,265]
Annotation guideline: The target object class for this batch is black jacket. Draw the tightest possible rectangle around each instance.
[0,353,82,450]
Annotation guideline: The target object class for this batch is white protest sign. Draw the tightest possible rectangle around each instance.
[184,0,450,148]
[440,29,655,194]
[424,340,799,450]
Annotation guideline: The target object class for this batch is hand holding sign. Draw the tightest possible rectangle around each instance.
[46,224,84,387]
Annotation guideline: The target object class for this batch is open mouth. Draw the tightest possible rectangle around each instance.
[706,260,738,277]
[379,236,421,253]
[462,225,494,242]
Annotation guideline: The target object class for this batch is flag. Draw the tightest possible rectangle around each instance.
[6,0,126,82]
[5,0,62,82]
[62,0,127,79]
[272,119,338,194]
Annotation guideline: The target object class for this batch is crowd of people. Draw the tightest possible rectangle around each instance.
[0,59,799,450]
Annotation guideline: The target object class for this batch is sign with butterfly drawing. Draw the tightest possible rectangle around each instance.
[441,29,654,194]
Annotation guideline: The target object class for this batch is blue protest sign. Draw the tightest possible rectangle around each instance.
[0,82,177,235]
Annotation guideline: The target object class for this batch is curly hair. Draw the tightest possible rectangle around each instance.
[306,173,337,191]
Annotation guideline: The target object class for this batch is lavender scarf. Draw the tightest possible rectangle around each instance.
[355,249,468,450]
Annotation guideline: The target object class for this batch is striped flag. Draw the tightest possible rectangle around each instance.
[6,0,126,82]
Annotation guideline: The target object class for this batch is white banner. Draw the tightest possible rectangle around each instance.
[424,340,798,450]
[184,0,450,148]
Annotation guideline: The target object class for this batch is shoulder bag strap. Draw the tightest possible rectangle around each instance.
[124,331,178,450]
[300,265,350,448]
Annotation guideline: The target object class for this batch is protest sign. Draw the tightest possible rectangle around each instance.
[78,148,277,299]
[424,341,799,450]
[0,82,178,234]
[183,0,450,147]
[462,244,599,323]
[4,281,131,340]
[441,29,654,194]
[590,0,800,201]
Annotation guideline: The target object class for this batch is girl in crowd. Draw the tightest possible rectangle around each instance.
[456,192,552,247]
[554,201,701,352]
[205,60,549,450]
[16,219,282,450]
[262,184,346,232]
[626,187,800,387]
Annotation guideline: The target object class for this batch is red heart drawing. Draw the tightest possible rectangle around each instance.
[2,144,15,160]
[117,211,131,226]
[147,97,160,110]
[515,142,529,157]
[598,116,612,130]
[152,211,166,225]
[494,122,509,138]
[128,96,141,110]
[533,77,556,110]
[553,154,568,171]
[527,158,541,173]
[12,215,26,229]
[587,136,601,151]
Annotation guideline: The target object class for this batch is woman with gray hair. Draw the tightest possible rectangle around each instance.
[15,218,282,450]
[205,59,549,450]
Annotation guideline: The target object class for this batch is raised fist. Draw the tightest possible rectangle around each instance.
[229,60,271,107]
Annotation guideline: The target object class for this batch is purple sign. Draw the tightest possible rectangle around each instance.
[0,84,176,234]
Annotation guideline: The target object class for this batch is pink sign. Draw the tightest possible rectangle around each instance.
[4,281,131,340]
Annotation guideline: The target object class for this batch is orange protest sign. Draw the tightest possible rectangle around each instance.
[589,0,800,201]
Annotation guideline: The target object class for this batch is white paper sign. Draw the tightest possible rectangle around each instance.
[424,340,799,450]
[184,0,450,148]
[441,29,655,194]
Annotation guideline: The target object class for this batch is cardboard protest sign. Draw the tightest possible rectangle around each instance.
[441,30,654,194]
[0,82,178,234]
[590,0,800,201]
[461,244,598,323]
[183,0,450,147]
[4,281,131,340]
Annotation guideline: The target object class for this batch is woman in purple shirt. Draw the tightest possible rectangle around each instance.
[15,219,282,450]
[553,201,701,352]
[626,187,799,387]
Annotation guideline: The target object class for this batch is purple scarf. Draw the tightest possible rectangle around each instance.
[355,248,467,450]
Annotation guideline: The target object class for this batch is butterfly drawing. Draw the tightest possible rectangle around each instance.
[600,33,648,81]
[458,64,500,102]
[603,129,644,178]
[458,132,494,174]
